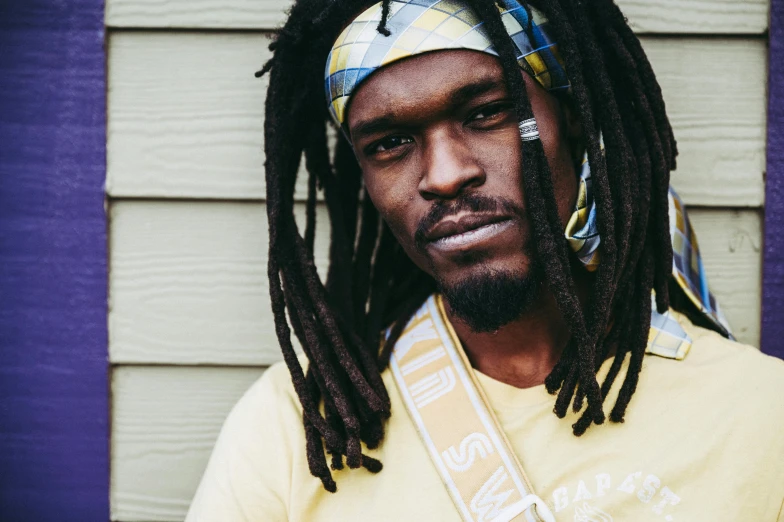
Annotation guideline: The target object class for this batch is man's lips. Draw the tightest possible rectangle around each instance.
[425,213,515,251]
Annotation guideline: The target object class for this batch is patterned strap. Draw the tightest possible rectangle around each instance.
[390,295,555,522]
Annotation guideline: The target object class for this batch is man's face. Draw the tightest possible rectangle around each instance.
[347,50,579,326]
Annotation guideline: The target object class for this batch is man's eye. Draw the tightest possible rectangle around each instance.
[468,102,512,123]
[368,135,413,154]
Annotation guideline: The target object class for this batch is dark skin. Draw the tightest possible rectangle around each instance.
[348,49,586,389]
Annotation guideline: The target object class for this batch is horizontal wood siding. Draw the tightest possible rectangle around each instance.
[105,0,769,33]
[107,1,770,520]
[109,201,328,365]
[107,33,766,206]
[110,202,762,368]
[111,366,265,521]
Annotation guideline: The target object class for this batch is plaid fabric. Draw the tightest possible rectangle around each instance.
[668,188,733,338]
[565,181,735,358]
[565,146,601,271]
[647,303,694,360]
[324,0,570,127]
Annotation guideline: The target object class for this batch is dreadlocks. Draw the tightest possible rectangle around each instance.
[258,0,679,491]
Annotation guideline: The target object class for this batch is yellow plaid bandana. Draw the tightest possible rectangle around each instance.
[324,0,569,127]
[565,145,602,271]
[564,145,734,351]
[668,188,733,337]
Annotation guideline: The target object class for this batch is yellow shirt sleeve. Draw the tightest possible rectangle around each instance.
[186,364,299,522]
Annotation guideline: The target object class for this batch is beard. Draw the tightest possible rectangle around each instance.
[438,260,544,333]
[412,192,545,332]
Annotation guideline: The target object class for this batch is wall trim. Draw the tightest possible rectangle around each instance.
[763,0,784,358]
[0,0,110,518]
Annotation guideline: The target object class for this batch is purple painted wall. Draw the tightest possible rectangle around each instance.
[0,1,109,520]
[764,0,784,359]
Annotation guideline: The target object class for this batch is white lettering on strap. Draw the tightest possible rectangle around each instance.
[395,318,439,359]
[400,346,446,376]
[470,466,515,522]
[411,367,456,408]
[442,432,494,472]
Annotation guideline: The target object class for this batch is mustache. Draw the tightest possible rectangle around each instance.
[413,193,524,252]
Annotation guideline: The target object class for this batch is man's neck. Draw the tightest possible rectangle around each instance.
[444,261,595,390]
[445,289,570,389]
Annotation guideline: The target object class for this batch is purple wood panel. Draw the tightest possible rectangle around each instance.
[0,1,109,520]
[764,0,784,359]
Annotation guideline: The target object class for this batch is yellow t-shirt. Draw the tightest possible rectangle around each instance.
[187,314,784,521]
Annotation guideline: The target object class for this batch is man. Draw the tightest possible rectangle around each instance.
[187,0,784,520]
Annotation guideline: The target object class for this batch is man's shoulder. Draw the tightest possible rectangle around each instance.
[215,358,306,447]
[644,314,784,422]
[241,358,303,414]
[681,317,784,383]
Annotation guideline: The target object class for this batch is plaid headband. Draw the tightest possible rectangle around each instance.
[323,0,733,339]
[324,0,569,128]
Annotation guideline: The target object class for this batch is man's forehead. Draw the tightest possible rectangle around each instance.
[346,50,508,131]
[352,50,505,103]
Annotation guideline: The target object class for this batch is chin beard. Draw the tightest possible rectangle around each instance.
[438,263,544,333]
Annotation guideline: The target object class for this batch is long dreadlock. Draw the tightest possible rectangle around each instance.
[258,0,681,491]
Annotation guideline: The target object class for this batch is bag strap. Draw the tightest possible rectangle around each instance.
[389,295,555,522]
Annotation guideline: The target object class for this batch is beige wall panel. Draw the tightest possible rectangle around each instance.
[688,209,762,345]
[109,200,762,366]
[107,33,766,207]
[105,0,768,34]
[107,32,277,201]
[111,366,264,521]
[646,39,766,207]
[109,200,329,365]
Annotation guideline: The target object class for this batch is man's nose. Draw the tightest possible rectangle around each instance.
[417,129,486,200]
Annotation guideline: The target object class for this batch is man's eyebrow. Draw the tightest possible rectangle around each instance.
[349,77,506,141]
[350,115,397,142]
[449,77,506,107]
